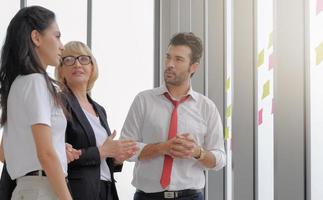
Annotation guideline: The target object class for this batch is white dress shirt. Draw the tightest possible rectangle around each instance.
[120,85,226,193]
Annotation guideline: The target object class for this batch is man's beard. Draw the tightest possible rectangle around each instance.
[164,71,188,86]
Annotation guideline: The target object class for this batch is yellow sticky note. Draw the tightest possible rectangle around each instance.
[226,104,232,118]
[268,32,273,49]
[316,41,323,65]
[224,127,230,140]
[262,80,270,99]
[225,77,231,92]
[257,49,264,68]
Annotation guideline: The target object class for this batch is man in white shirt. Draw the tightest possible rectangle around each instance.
[121,32,226,200]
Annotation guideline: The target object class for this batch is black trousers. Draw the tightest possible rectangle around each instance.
[0,163,16,200]
[99,180,113,200]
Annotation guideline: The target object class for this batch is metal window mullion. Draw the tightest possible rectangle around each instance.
[20,0,26,8]
[87,0,92,49]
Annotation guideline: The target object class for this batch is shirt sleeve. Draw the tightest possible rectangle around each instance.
[120,93,147,162]
[23,74,52,127]
[203,103,227,171]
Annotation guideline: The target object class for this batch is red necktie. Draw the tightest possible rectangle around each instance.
[160,92,190,189]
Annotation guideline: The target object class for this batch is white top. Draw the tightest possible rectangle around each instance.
[120,85,226,193]
[82,108,111,181]
[3,74,67,179]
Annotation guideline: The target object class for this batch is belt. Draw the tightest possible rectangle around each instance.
[25,170,47,177]
[24,170,69,184]
[137,189,201,199]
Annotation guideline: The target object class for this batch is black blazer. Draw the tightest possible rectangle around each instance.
[62,89,122,200]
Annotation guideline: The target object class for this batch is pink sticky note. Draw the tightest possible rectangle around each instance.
[258,108,263,125]
[268,53,274,70]
[317,0,323,15]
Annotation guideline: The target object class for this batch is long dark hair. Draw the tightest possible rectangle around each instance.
[0,6,61,126]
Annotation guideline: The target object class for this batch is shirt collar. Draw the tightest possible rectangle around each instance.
[155,85,198,101]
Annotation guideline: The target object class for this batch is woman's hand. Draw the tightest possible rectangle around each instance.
[65,143,82,163]
[99,130,139,162]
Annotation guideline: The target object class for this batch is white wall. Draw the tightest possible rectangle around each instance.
[255,0,274,199]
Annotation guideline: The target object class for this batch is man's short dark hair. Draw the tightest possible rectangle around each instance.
[168,32,203,64]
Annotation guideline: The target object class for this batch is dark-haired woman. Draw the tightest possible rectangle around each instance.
[0,6,72,200]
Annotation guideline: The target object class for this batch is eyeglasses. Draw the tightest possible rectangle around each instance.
[62,55,92,66]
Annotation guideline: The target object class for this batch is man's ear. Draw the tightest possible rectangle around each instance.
[31,30,41,47]
[190,62,199,74]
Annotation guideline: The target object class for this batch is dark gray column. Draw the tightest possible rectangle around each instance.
[232,0,255,199]
[274,0,306,199]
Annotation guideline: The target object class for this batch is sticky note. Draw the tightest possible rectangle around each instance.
[268,32,273,49]
[258,108,263,125]
[224,127,229,140]
[271,98,274,114]
[226,77,231,92]
[268,53,274,70]
[317,0,323,15]
[226,104,232,118]
[316,41,323,65]
[257,49,264,68]
[262,80,270,99]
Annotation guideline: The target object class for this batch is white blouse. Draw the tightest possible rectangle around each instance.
[3,73,67,179]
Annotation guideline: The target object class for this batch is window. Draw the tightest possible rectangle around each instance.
[91,1,154,199]
[0,0,20,172]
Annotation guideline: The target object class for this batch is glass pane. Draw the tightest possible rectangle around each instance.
[0,1,20,46]
[27,0,87,44]
[0,0,20,173]
[92,1,154,199]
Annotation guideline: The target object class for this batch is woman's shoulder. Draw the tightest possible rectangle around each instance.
[10,73,46,92]
[15,73,46,85]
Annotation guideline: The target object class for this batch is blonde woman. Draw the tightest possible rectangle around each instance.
[56,41,138,200]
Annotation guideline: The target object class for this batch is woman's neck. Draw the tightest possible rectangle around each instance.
[69,85,88,104]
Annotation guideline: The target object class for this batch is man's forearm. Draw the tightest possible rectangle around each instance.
[198,150,216,168]
[138,142,167,160]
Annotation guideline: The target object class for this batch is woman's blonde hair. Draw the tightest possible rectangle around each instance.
[55,41,98,92]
